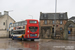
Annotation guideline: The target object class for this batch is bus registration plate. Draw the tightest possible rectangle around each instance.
[30,34,37,37]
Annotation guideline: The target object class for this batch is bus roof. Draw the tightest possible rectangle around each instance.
[25,19,38,21]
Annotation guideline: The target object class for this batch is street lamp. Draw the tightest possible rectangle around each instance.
[29,15,33,19]
[54,0,57,36]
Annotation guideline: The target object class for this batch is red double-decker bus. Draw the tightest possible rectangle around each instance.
[10,19,39,41]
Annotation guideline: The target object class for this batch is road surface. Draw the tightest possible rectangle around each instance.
[0,38,74,50]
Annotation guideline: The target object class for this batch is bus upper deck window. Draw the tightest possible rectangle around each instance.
[25,21,27,24]
[30,21,37,23]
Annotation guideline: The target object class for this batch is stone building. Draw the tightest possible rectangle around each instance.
[69,16,75,23]
[40,12,68,39]
[0,11,15,37]
[68,17,75,40]
[68,17,75,32]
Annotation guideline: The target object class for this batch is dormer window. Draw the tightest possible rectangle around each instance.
[44,14,46,17]
[43,14,48,19]
[59,14,64,19]
[61,15,63,17]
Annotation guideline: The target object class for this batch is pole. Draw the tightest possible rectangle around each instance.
[54,0,57,36]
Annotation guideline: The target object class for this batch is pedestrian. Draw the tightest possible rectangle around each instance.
[68,30,71,34]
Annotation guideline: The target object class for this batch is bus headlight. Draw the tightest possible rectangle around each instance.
[28,34,29,38]
[27,30,29,32]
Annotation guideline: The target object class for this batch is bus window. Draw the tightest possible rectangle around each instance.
[11,24,13,27]
[29,21,37,23]
[15,23,18,26]
[22,31,25,34]
[13,23,16,27]
[29,27,38,32]
[9,23,13,27]
[12,31,25,34]
[18,22,22,26]
[12,31,21,34]
[24,21,27,25]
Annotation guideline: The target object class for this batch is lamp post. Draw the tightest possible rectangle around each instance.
[29,15,33,19]
[54,0,57,36]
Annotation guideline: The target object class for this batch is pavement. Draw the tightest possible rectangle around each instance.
[0,38,75,50]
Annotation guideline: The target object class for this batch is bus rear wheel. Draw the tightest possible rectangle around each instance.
[31,39,34,41]
[21,37,24,41]
[12,37,14,40]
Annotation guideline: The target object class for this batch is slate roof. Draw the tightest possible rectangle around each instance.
[40,12,68,20]
[69,17,75,20]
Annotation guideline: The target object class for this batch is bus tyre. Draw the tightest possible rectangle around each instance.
[12,37,14,40]
[22,37,24,41]
[31,39,34,41]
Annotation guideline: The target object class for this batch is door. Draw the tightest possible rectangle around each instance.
[41,26,51,39]
[68,28,75,41]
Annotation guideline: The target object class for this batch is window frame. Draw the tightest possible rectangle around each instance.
[43,14,48,19]
[3,22,5,25]
[44,20,47,25]
[59,14,64,19]
[60,27,63,30]
[52,20,55,24]
[60,20,63,25]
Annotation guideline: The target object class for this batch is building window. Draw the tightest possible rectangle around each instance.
[44,14,46,17]
[3,22,5,25]
[43,14,48,19]
[60,27,62,30]
[52,20,54,24]
[61,14,63,17]
[60,21,63,24]
[59,14,64,19]
[44,20,47,24]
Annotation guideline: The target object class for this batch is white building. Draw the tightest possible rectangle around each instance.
[0,11,15,37]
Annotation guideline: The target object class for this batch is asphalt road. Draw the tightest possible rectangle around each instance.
[0,38,75,50]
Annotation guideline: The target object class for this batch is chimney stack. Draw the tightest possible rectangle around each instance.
[4,11,9,15]
[40,12,42,16]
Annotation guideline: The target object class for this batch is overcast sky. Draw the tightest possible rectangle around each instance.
[0,0,75,22]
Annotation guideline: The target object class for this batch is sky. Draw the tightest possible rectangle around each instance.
[0,0,75,22]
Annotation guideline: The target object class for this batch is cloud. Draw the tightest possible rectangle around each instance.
[0,0,75,21]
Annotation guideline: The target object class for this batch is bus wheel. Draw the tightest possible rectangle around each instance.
[12,37,14,40]
[31,39,34,41]
[22,37,24,41]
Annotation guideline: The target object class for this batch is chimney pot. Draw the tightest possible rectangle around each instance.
[4,11,9,15]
